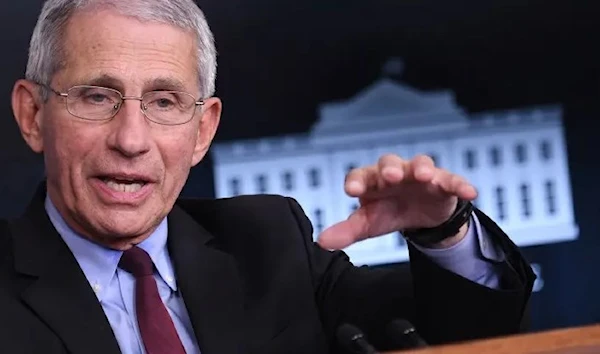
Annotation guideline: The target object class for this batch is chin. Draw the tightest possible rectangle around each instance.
[93,209,163,239]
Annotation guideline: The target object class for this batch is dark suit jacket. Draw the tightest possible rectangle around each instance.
[0,189,535,354]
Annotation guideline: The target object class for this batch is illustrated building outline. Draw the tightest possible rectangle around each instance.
[211,75,579,266]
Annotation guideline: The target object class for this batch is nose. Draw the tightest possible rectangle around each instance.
[106,99,151,158]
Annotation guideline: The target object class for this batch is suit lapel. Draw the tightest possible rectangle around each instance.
[10,190,121,354]
[168,205,245,354]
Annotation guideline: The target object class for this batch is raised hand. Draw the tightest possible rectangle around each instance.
[317,154,478,250]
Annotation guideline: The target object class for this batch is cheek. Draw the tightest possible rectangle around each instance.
[157,132,197,189]
[43,120,69,177]
[42,119,98,183]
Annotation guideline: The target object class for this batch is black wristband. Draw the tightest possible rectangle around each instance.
[401,199,474,247]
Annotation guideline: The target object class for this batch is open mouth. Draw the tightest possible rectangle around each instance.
[99,176,150,193]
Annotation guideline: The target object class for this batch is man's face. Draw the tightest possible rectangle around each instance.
[18,9,220,248]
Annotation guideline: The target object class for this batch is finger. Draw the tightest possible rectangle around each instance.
[408,154,436,182]
[436,170,478,200]
[376,154,408,184]
[317,212,369,249]
[345,165,380,197]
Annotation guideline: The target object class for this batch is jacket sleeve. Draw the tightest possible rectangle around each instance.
[286,198,536,351]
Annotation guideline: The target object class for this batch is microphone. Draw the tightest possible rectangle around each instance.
[386,319,428,349]
[336,323,379,354]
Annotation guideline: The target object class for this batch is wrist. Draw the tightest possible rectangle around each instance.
[402,199,474,248]
[426,218,470,249]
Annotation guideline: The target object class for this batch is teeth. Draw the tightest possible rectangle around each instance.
[105,180,144,193]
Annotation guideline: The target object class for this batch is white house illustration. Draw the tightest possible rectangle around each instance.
[210,65,579,266]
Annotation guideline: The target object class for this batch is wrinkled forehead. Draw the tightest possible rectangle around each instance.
[56,9,200,94]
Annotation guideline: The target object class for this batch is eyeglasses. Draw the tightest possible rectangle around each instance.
[42,85,205,126]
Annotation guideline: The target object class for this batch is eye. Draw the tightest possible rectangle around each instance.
[86,93,110,103]
[154,97,176,109]
[146,92,180,110]
[74,88,118,105]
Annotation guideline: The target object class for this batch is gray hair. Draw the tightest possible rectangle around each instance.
[26,0,217,99]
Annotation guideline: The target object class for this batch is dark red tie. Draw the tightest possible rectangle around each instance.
[119,246,186,354]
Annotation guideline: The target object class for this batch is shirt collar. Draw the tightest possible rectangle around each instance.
[44,196,178,301]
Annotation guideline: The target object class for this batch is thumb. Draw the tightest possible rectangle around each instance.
[317,212,369,250]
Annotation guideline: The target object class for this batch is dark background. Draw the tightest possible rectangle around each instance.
[1,0,599,332]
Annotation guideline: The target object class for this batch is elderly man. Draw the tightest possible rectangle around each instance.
[0,0,534,353]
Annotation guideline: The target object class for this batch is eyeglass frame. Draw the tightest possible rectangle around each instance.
[37,83,206,126]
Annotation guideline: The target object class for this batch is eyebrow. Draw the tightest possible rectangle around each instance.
[145,77,188,92]
[79,74,123,91]
[75,74,190,94]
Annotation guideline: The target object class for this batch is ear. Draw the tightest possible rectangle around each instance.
[191,97,222,166]
[12,79,45,153]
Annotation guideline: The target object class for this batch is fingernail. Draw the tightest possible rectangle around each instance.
[347,181,363,192]
[384,167,403,178]
[417,166,432,176]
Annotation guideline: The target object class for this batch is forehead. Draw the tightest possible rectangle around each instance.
[57,9,199,92]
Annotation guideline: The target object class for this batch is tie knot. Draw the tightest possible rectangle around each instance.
[119,246,154,277]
